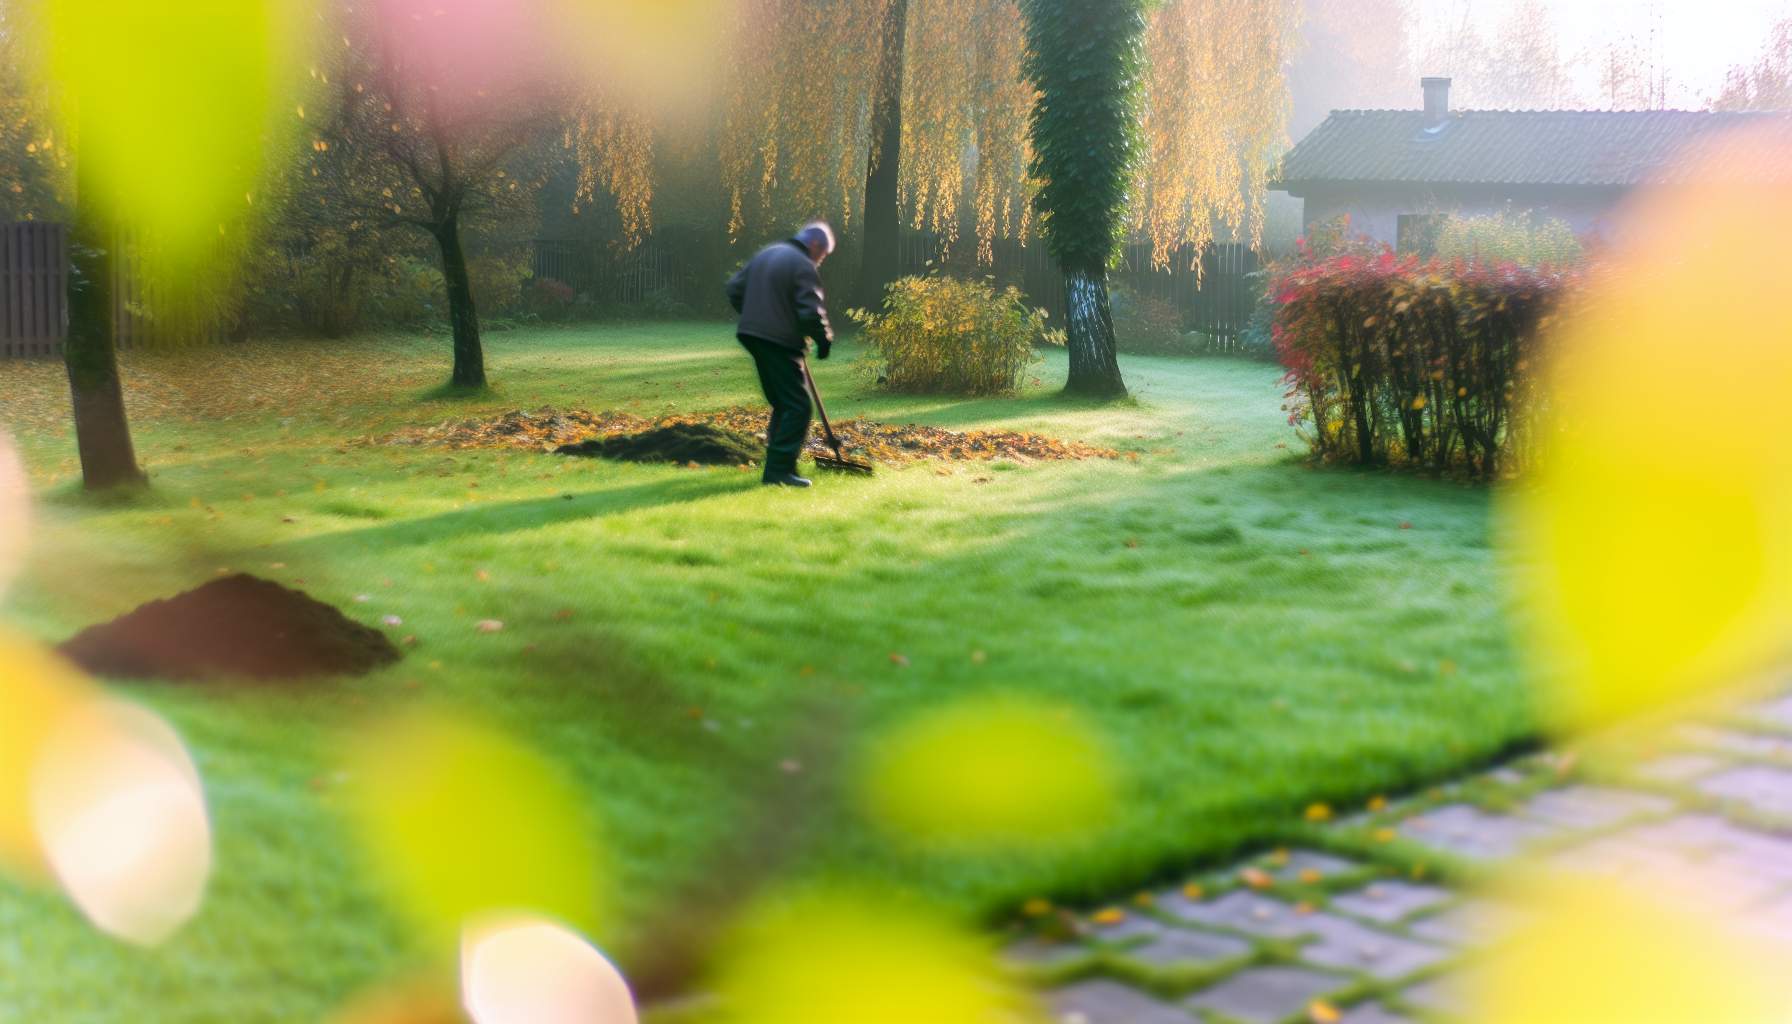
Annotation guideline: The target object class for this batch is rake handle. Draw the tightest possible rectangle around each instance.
[800,358,847,459]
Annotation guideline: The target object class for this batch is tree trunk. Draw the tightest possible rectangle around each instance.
[1063,267,1126,397]
[64,172,144,490]
[434,212,485,389]
[857,0,909,309]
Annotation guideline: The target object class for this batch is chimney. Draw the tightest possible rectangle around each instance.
[1422,77,1452,130]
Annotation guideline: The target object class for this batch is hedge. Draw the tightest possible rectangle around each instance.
[1272,246,1574,480]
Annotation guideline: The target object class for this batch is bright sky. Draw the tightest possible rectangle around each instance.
[1414,0,1792,107]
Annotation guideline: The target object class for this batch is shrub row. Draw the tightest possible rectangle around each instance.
[1272,246,1573,479]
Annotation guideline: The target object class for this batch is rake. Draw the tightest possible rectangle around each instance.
[801,359,875,476]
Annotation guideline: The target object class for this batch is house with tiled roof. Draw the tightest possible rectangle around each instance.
[1273,77,1792,250]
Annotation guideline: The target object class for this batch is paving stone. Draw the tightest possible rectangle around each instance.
[1271,849,1361,883]
[1406,900,1526,948]
[1399,976,1467,1016]
[1699,765,1792,819]
[1543,832,1700,882]
[1678,725,1792,761]
[1120,928,1253,970]
[1162,890,1349,940]
[1050,979,1192,1024]
[1515,785,1675,831]
[1619,813,1755,858]
[1004,937,1098,971]
[1633,752,1724,784]
[1184,966,1349,1024]
[1748,694,1792,730]
[1090,915,1169,944]
[1739,891,1792,942]
[1338,1002,1418,1024]
[1395,804,1555,861]
[1329,881,1453,924]
[1296,915,1451,981]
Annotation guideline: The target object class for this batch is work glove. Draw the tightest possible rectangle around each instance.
[815,338,833,361]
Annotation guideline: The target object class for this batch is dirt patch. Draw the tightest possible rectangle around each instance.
[556,422,762,467]
[60,574,401,682]
[372,406,1121,466]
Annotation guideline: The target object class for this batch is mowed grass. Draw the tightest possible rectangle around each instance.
[0,324,1534,1022]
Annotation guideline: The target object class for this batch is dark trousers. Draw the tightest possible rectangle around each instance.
[739,334,812,479]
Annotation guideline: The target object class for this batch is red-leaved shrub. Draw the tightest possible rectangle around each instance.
[1272,240,1574,479]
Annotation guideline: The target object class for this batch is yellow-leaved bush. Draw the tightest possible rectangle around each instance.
[850,275,1055,395]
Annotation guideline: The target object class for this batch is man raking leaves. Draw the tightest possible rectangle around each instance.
[726,221,870,486]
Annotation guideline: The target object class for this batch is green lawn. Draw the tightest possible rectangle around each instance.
[0,324,1534,1021]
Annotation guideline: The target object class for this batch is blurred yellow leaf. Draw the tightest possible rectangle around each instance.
[0,430,26,600]
[340,711,605,948]
[712,889,1034,1024]
[0,629,91,879]
[1463,880,1784,1023]
[1509,125,1792,734]
[860,695,1116,850]
[38,0,307,271]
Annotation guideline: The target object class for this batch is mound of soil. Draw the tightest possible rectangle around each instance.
[59,574,401,682]
[556,422,762,466]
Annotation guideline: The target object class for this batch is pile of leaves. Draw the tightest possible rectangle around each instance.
[60,574,401,683]
[376,406,1121,465]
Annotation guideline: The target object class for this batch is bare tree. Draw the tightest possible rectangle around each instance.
[341,0,561,390]
[1715,16,1792,111]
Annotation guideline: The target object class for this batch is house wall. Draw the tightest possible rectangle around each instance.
[1295,186,1631,247]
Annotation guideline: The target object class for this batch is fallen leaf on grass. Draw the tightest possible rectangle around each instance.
[475,620,504,634]
[1240,867,1274,890]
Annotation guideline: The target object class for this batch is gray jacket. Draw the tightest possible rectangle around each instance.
[726,239,833,352]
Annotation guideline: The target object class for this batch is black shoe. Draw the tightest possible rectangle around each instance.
[763,473,813,488]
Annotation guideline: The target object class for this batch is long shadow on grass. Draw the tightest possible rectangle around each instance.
[264,473,747,556]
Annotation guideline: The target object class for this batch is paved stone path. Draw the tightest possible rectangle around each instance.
[1002,691,1792,1024]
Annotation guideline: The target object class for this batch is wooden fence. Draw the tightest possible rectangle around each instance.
[533,230,1263,340]
[0,222,65,359]
[0,222,228,359]
[533,234,724,314]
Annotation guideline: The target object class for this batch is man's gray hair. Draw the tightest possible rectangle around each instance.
[796,221,836,255]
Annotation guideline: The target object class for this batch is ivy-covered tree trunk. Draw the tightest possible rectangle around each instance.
[64,157,144,490]
[433,211,485,390]
[858,0,909,309]
[1019,0,1147,399]
[1064,267,1124,397]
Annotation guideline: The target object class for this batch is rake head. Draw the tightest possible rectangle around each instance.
[812,449,875,475]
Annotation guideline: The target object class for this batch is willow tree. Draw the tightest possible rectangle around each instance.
[1135,0,1298,269]
[900,0,1034,261]
[1019,0,1147,397]
[719,0,1032,290]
